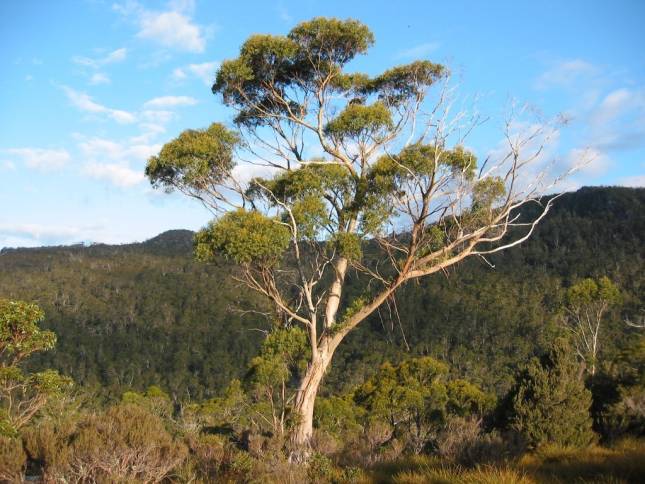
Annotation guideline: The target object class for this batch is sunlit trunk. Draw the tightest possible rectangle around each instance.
[290,343,335,459]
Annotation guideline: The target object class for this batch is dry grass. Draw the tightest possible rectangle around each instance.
[364,439,645,484]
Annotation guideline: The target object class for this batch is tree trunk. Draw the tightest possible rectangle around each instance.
[290,343,335,459]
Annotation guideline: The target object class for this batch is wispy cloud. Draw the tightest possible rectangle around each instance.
[62,86,136,124]
[89,72,111,85]
[114,1,207,53]
[534,59,645,186]
[72,47,128,69]
[172,61,219,85]
[4,148,70,170]
[588,88,645,152]
[534,59,597,90]
[0,223,88,242]
[143,95,197,108]
[396,42,440,59]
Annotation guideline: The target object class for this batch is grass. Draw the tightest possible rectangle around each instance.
[364,439,645,484]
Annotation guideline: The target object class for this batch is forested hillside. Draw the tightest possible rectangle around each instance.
[1,186,643,401]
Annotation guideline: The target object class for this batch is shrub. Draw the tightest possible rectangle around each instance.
[37,403,187,482]
[505,338,595,449]
[0,435,26,482]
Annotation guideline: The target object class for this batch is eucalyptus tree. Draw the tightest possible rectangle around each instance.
[564,277,621,376]
[146,17,568,453]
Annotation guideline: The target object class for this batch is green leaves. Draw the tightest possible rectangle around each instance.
[145,123,238,193]
[472,177,506,210]
[330,232,363,262]
[251,327,309,379]
[0,299,56,364]
[288,17,374,66]
[324,102,393,140]
[367,60,446,106]
[567,276,621,308]
[194,209,291,265]
[506,338,595,449]
[1,301,72,436]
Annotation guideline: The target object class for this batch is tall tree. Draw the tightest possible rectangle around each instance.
[564,277,621,376]
[146,17,569,455]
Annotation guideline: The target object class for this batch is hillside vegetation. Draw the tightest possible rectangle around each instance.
[0,186,641,400]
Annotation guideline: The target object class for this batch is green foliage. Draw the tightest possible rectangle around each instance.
[0,300,72,436]
[366,60,446,106]
[288,17,374,65]
[350,356,491,453]
[331,232,363,262]
[324,102,393,140]
[354,357,449,427]
[506,337,595,449]
[314,395,364,436]
[472,176,506,211]
[195,209,291,265]
[122,384,173,418]
[567,276,621,309]
[446,379,493,417]
[214,18,375,126]
[249,326,309,389]
[145,122,239,191]
[248,163,356,239]
[0,299,56,364]
[0,187,641,407]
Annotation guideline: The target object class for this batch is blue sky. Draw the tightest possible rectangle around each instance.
[1,0,644,248]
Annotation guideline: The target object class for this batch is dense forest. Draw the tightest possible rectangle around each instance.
[0,186,642,401]
[1,186,644,482]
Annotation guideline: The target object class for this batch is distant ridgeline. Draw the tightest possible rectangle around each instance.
[1,186,643,400]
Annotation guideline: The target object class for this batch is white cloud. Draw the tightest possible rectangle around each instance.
[396,42,440,59]
[172,61,218,85]
[115,1,206,53]
[62,86,136,124]
[83,162,145,187]
[535,59,597,90]
[25,74,33,81]
[2,160,16,171]
[139,11,205,52]
[72,47,128,69]
[143,95,197,108]
[76,134,161,188]
[4,148,70,170]
[89,72,111,85]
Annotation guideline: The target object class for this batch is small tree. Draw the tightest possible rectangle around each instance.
[146,17,570,454]
[564,276,621,376]
[0,299,72,437]
[507,337,594,449]
[353,356,490,453]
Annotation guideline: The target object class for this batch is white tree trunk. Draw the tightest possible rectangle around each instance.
[290,344,335,458]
